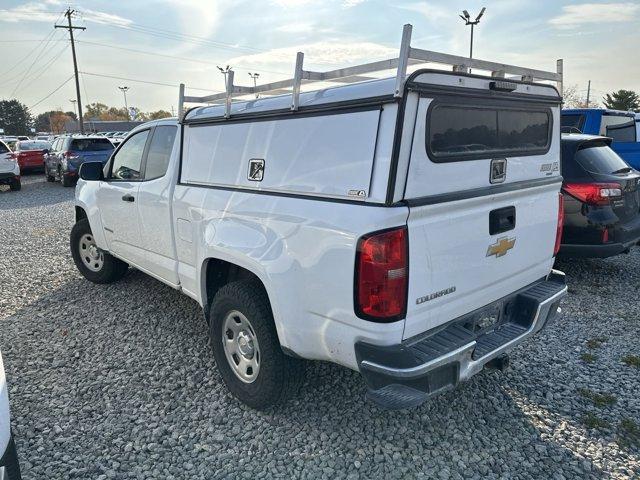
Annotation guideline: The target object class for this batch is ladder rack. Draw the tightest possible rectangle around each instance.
[178,24,563,118]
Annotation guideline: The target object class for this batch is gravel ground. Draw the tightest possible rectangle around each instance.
[1,174,639,479]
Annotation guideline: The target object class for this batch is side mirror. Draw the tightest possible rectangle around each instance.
[79,161,104,181]
[42,149,49,154]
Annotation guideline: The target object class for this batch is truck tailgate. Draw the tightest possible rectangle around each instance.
[403,182,559,339]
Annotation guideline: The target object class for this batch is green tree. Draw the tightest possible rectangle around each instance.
[603,89,640,111]
[0,99,32,135]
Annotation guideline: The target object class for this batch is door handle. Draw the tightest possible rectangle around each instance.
[122,194,135,202]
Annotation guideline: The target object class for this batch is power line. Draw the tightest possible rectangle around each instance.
[8,28,60,95]
[19,42,71,93]
[78,13,264,54]
[29,74,74,109]
[1,9,65,82]
[75,39,291,77]
[79,71,220,93]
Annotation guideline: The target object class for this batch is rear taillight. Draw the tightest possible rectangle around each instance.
[64,151,80,160]
[554,193,564,256]
[355,227,408,321]
[562,182,622,206]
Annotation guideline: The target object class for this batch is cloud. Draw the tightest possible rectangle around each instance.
[228,41,397,69]
[275,22,316,33]
[549,2,640,29]
[0,1,132,26]
[397,2,449,21]
[270,0,316,6]
[343,0,366,7]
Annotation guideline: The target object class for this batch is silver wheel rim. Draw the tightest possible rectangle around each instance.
[222,310,260,383]
[79,233,104,272]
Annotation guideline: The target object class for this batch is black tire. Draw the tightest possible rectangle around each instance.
[45,166,55,182]
[209,280,304,409]
[61,172,74,187]
[9,179,21,191]
[70,218,128,284]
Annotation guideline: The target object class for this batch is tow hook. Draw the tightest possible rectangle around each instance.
[485,354,510,372]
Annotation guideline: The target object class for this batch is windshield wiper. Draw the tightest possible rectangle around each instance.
[611,167,632,174]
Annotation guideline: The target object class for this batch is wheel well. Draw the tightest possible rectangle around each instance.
[204,259,265,317]
[75,206,87,223]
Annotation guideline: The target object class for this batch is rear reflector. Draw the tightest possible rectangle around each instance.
[355,227,408,321]
[554,193,564,256]
[562,182,622,206]
[602,228,609,244]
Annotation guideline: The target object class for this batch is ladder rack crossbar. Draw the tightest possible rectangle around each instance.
[178,24,563,118]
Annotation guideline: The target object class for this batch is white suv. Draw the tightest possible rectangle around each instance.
[70,29,567,409]
[0,141,20,192]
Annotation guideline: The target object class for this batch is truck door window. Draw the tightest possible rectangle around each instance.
[143,126,177,180]
[110,130,149,180]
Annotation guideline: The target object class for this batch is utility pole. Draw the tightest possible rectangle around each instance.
[56,8,86,134]
[586,80,591,107]
[118,86,130,115]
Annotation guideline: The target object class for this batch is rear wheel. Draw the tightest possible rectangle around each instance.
[70,218,128,284]
[209,280,304,409]
[61,172,74,187]
[9,178,21,191]
[45,166,55,182]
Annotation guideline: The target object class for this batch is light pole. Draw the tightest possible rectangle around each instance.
[69,99,77,125]
[248,72,260,98]
[459,7,486,60]
[118,86,130,117]
[217,65,231,89]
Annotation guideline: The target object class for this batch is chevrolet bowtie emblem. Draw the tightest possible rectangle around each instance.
[486,236,516,258]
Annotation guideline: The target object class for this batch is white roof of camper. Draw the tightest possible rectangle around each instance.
[184,73,560,123]
[184,77,397,122]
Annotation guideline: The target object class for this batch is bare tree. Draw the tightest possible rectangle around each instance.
[562,84,599,108]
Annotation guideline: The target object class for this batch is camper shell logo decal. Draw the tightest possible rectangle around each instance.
[248,158,265,181]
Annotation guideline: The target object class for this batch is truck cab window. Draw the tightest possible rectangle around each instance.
[144,126,177,180]
[110,130,149,180]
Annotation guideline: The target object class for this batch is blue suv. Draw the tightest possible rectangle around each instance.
[45,136,115,187]
[562,109,640,170]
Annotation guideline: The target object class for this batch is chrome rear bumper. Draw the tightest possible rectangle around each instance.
[355,270,567,409]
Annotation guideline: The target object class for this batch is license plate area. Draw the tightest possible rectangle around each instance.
[462,303,502,335]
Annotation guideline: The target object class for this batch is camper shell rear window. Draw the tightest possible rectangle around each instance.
[426,101,552,162]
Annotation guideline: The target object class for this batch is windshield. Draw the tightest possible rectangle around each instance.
[576,143,632,175]
[18,141,50,151]
[561,114,585,133]
[70,138,114,151]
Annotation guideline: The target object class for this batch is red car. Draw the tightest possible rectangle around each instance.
[12,140,50,171]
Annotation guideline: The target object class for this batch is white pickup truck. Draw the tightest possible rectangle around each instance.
[71,27,567,409]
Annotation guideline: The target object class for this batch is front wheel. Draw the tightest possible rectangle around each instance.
[70,219,129,284]
[210,280,304,409]
[9,178,21,191]
[45,166,55,182]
